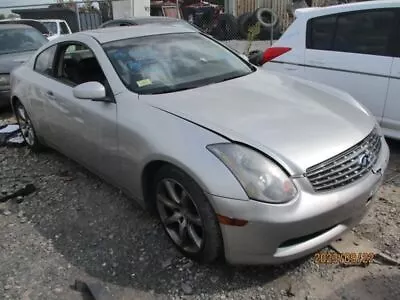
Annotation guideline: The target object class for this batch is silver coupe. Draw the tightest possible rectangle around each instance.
[10,24,389,265]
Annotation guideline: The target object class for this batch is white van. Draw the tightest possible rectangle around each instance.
[262,0,400,139]
[40,19,72,41]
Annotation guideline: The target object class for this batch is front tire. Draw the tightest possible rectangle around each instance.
[14,100,44,152]
[153,165,223,263]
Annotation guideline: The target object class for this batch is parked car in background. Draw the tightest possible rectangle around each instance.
[10,24,388,265]
[0,18,50,38]
[39,19,72,41]
[0,24,48,109]
[262,0,400,140]
[99,16,202,32]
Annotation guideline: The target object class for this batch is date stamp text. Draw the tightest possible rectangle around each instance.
[314,251,375,265]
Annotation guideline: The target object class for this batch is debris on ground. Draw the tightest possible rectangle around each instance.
[374,252,400,267]
[71,279,113,300]
[0,183,36,203]
[0,124,25,147]
[330,230,376,254]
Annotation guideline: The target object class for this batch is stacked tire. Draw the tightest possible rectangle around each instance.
[211,13,239,41]
[237,8,281,40]
[211,8,281,41]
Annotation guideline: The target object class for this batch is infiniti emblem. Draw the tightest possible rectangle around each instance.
[358,151,372,168]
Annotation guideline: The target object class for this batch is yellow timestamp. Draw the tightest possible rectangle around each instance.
[314,251,375,264]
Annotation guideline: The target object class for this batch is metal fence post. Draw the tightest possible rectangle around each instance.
[270,0,273,46]
[76,2,81,31]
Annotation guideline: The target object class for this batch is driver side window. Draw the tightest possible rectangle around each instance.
[34,45,57,76]
[55,42,110,90]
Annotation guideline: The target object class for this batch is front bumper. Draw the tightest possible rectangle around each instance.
[0,89,11,109]
[209,137,390,265]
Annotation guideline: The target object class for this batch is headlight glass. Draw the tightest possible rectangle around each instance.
[0,74,10,86]
[207,143,297,203]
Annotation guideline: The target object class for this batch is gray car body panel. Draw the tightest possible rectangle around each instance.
[142,69,375,175]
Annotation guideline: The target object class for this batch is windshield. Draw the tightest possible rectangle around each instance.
[103,33,254,94]
[0,27,48,55]
[42,22,57,35]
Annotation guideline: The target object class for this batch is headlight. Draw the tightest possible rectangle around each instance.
[207,143,298,203]
[0,74,10,86]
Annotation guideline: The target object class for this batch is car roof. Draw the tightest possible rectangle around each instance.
[80,23,196,43]
[100,17,185,27]
[39,19,65,22]
[295,0,400,18]
[0,23,33,30]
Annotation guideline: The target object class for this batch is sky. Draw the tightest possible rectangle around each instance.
[0,0,57,16]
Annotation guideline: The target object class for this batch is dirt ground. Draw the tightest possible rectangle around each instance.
[0,111,399,300]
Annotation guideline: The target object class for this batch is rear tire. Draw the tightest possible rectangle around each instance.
[14,100,44,152]
[152,165,223,263]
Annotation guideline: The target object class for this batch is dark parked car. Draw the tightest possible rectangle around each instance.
[99,16,201,31]
[0,24,48,109]
[0,19,50,36]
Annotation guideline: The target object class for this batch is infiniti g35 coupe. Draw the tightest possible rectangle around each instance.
[10,24,389,265]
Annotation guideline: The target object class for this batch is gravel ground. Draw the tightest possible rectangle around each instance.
[0,111,399,300]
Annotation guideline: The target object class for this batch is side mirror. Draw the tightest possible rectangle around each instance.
[73,81,107,101]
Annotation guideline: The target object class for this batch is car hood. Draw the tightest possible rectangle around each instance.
[141,70,375,175]
[0,51,35,73]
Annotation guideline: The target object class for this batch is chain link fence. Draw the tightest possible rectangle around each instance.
[0,0,362,53]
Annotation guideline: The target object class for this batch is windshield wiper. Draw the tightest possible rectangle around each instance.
[143,85,201,95]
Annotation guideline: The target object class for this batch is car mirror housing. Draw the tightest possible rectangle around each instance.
[73,81,107,101]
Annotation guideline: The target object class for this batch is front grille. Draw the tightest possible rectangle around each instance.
[306,128,381,192]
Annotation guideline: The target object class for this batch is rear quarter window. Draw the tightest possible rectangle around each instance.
[306,9,397,57]
[306,15,336,50]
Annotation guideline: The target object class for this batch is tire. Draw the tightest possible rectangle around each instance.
[13,100,44,152]
[252,8,278,29]
[212,13,239,40]
[258,23,282,40]
[152,165,223,263]
[238,12,253,39]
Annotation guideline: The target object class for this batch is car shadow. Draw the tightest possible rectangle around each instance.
[12,149,305,296]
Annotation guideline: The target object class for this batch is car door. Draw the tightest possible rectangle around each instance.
[304,9,397,122]
[42,37,120,181]
[382,16,400,138]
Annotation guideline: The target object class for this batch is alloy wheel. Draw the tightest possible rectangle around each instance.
[156,179,204,253]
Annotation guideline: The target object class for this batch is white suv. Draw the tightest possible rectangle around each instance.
[40,19,72,41]
[262,0,400,139]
